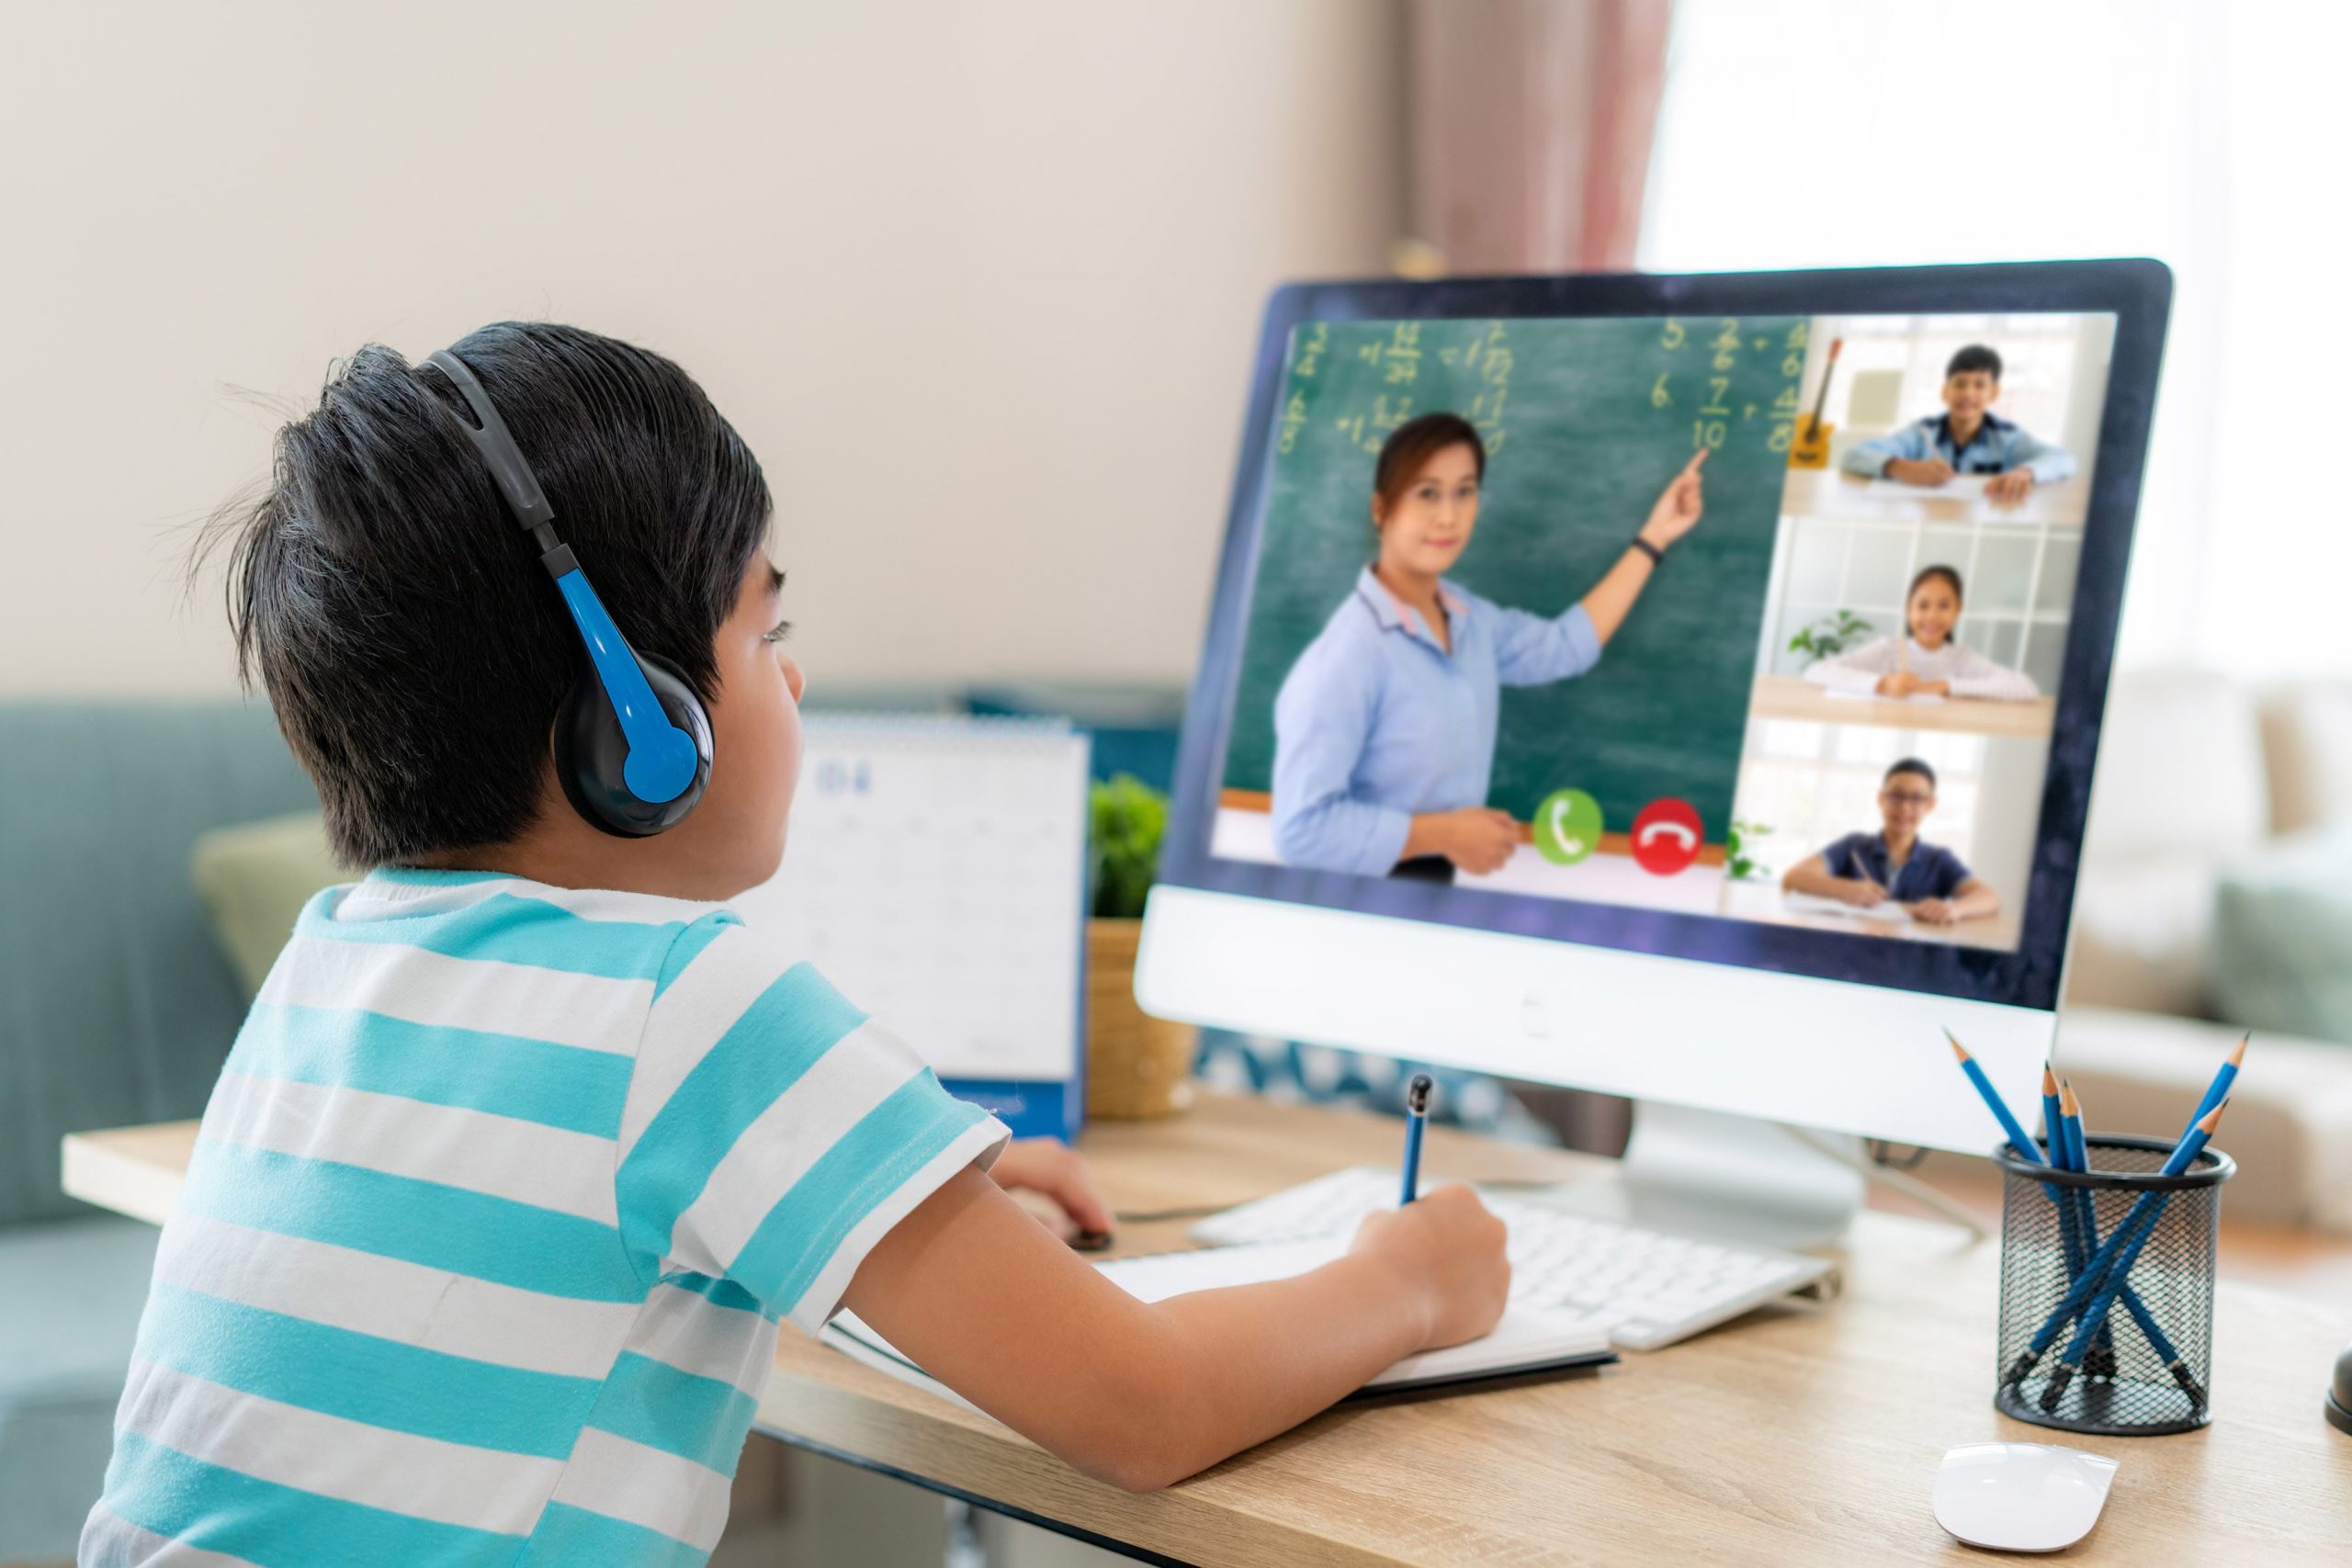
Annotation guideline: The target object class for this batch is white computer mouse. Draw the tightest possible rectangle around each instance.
[1933,1441,2119,1552]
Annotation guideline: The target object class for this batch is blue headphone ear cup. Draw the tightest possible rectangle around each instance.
[555,651,713,838]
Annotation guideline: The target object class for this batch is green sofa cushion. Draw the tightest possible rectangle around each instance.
[2211,824,2352,1047]
[0,700,318,1225]
[190,810,343,998]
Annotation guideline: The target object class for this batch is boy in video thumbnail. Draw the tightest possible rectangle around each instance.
[1843,344,2075,503]
[1780,758,2001,927]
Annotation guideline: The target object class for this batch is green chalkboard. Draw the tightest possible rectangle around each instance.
[1224,313,1808,841]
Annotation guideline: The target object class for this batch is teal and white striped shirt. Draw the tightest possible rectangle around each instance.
[82,868,1009,1567]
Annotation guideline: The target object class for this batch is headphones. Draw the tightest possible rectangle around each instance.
[420,348,713,837]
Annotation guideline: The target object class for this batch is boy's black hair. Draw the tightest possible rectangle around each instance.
[1946,344,2003,383]
[208,322,773,866]
[1884,757,1938,791]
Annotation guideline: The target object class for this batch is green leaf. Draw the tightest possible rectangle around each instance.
[1089,773,1171,919]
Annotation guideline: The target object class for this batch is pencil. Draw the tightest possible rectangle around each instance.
[2009,1102,2225,1398]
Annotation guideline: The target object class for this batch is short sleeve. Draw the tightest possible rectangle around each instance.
[616,917,1010,1335]
[1819,833,1861,879]
[1928,847,1973,899]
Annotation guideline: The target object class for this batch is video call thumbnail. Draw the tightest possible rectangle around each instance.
[1210,310,2117,954]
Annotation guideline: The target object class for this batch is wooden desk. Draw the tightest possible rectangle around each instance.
[1780,467,2092,528]
[1751,674,2055,740]
[63,1094,2352,1565]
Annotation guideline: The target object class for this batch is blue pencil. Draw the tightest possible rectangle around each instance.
[2040,1066,2095,1315]
[2008,1103,2224,1403]
[2057,1079,2118,1376]
[1948,1032,2046,1169]
[2047,1077,2098,1347]
[2186,1032,2248,1133]
[1399,1073,1432,1205]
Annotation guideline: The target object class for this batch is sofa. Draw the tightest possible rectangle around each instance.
[0,701,319,1561]
[2046,670,2352,1229]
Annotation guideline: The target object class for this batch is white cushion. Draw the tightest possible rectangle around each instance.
[2082,668,2267,858]
[2260,681,2352,835]
[2062,851,2219,1016]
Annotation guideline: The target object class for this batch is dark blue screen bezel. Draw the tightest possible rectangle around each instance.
[1159,260,2170,1015]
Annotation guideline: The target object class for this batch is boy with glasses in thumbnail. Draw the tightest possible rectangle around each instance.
[1780,758,2001,927]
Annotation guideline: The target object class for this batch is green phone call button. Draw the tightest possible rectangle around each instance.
[1532,788,1604,866]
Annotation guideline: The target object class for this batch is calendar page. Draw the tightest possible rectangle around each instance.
[729,716,1091,1091]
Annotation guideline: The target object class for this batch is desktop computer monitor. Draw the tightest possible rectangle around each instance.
[1137,260,2169,1234]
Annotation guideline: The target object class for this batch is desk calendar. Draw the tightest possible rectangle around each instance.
[729,715,1093,1139]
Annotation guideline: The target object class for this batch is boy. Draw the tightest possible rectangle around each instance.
[1842,344,2075,503]
[83,323,1508,1565]
[1780,758,2001,927]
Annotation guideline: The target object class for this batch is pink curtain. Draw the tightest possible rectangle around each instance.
[1408,0,1675,274]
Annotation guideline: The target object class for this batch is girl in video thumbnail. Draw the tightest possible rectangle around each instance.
[1270,412,1705,884]
[1802,565,2038,702]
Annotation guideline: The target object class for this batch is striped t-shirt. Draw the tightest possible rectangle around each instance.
[82,868,1010,1567]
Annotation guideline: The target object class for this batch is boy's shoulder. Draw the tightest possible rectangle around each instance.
[284,869,779,1031]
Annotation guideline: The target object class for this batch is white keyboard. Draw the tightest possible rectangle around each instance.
[1191,1167,1835,1352]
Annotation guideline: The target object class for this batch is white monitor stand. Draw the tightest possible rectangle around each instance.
[1517,1101,1866,1252]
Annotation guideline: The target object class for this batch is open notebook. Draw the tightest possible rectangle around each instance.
[1782,891,1914,923]
[823,1235,1616,1407]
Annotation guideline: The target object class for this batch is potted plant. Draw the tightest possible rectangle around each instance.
[1789,608,1875,661]
[1086,773,1196,1118]
[1724,818,1775,883]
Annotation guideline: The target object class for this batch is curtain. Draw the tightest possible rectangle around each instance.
[1634,0,2332,677]
[1407,0,1676,274]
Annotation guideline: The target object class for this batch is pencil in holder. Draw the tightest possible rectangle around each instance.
[1991,1133,2233,1437]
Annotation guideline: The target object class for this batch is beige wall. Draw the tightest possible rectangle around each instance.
[0,1,1407,698]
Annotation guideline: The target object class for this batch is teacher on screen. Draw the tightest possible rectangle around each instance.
[1271,412,1706,883]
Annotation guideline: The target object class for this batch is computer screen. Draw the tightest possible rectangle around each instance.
[1155,264,2167,1022]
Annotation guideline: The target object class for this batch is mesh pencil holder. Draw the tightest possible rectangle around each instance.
[1992,1133,2233,1437]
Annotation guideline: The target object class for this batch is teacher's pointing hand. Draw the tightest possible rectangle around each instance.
[1639,448,1708,550]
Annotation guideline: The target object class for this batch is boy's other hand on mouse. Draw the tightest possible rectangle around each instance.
[1887,457,1955,488]
[990,1138,1114,1243]
[1347,1184,1510,1351]
[1985,469,2035,504]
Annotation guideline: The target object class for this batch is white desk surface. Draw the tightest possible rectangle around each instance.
[1751,674,2056,740]
[1780,466,2092,527]
[1716,877,2023,952]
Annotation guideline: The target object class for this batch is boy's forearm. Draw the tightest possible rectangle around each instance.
[1781,861,1834,896]
[1113,1253,1432,1490]
[848,1171,1440,1494]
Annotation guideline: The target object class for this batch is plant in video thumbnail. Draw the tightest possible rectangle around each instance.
[1725,818,1773,883]
[1788,608,1875,662]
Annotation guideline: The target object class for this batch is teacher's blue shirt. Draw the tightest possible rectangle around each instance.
[1271,566,1602,876]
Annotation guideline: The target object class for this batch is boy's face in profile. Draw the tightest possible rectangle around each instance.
[1940,368,1999,425]
[679,555,806,893]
